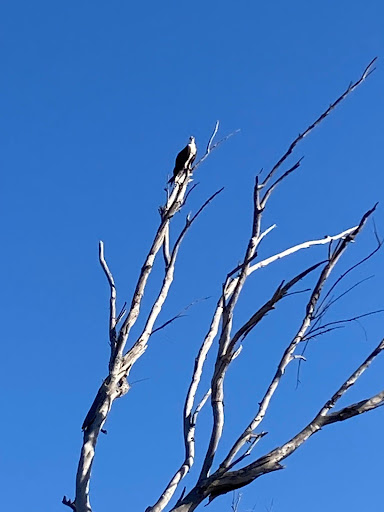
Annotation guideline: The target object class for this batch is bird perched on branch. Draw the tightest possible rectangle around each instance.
[168,136,197,184]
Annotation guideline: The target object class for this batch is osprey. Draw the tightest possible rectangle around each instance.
[169,136,197,184]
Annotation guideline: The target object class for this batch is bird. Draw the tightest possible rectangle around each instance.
[168,136,197,184]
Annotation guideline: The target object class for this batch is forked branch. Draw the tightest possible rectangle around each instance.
[98,241,117,356]
[261,57,376,187]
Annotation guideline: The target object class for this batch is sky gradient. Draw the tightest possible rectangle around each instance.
[1,1,383,511]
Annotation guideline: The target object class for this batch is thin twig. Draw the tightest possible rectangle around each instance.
[231,492,242,512]
[151,297,210,335]
[261,58,377,187]
[372,218,382,246]
[116,302,127,325]
[284,288,311,297]
[308,309,384,335]
[314,276,374,322]
[184,183,199,205]
[206,121,220,153]
[193,121,240,171]
[99,241,117,351]
[302,325,345,343]
[260,158,303,208]
[314,238,382,321]
[226,432,268,471]
[227,224,277,278]
[192,389,212,425]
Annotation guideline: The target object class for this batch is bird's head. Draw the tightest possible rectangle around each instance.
[189,136,195,143]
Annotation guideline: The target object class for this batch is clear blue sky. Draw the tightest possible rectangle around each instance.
[1,1,383,511]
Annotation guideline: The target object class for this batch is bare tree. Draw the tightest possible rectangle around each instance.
[63,58,383,512]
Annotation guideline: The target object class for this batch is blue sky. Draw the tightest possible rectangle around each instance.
[1,1,383,511]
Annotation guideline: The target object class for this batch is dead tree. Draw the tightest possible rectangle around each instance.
[63,58,383,512]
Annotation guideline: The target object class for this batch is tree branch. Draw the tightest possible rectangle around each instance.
[323,390,384,425]
[227,261,325,349]
[98,241,117,356]
[247,226,358,275]
[261,58,377,187]
[202,337,384,504]
[122,189,224,376]
[193,121,240,171]
[162,221,171,268]
[260,158,303,209]
[199,177,263,481]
